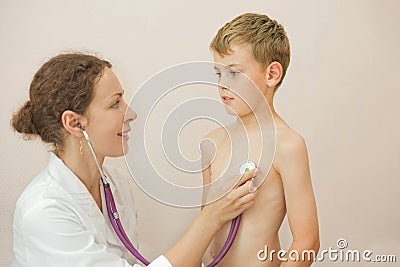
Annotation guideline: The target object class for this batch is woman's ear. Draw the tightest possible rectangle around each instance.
[266,61,283,88]
[61,110,85,137]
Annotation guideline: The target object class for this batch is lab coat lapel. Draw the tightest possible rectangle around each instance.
[47,153,110,244]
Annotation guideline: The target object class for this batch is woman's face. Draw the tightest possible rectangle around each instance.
[83,67,136,158]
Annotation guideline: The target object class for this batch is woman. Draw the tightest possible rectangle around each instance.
[10,53,257,267]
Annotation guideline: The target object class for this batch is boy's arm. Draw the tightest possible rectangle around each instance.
[200,137,216,206]
[274,133,320,266]
[200,138,216,264]
[201,163,217,264]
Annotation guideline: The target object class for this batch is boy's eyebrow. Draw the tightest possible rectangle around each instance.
[228,63,242,68]
[214,63,242,70]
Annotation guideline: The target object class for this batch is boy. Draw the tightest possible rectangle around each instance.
[202,13,319,266]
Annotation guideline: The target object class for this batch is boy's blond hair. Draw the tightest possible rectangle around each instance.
[210,13,291,89]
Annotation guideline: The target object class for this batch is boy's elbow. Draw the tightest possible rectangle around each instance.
[312,238,320,254]
[295,236,320,253]
[306,237,320,254]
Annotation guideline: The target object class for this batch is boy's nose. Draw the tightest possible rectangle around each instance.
[218,85,230,94]
[218,75,233,92]
[218,77,229,89]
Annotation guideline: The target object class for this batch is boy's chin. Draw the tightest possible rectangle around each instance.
[224,105,239,116]
[224,106,252,117]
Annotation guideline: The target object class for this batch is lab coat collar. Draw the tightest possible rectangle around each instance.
[47,153,99,212]
[46,153,124,249]
[48,153,135,261]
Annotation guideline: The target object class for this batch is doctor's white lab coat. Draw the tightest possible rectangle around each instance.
[12,153,172,267]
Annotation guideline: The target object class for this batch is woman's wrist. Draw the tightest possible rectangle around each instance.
[164,206,221,267]
[199,205,223,232]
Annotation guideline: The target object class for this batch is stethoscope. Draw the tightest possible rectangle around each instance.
[81,125,256,266]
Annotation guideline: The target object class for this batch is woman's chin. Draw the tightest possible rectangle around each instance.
[106,147,128,158]
[122,143,129,155]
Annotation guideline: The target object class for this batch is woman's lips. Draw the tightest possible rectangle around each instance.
[117,131,130,141]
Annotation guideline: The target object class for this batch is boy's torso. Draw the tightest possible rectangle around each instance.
[205,117,292,266]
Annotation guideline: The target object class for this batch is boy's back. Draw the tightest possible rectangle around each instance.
[202,13,319,266]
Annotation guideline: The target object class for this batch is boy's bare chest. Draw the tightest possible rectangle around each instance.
[210,130,275,187]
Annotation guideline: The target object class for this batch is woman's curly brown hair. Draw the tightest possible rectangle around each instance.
[11,53,112,154]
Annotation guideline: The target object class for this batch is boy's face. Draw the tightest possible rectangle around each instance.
[213,44,268,117]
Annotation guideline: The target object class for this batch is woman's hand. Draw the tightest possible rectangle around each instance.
[201,168,258,228]
[164,168,258,267]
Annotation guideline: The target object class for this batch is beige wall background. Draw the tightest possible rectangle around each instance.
[1,0,399,266]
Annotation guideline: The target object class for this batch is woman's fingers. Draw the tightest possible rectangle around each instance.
[231,176,258,200]
[234,180,255,198]
[225,180,257,211]
[227,186,257,217]
[238,192,256,209]
[235,168,258,187]
[204,168,259,225]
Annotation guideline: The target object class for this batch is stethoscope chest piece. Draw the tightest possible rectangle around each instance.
[238,160,256,175]
[238,160,257,193]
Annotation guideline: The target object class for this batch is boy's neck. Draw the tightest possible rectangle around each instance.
[237,95,276,130]
[238,112,258,129]
[238,108,276,131]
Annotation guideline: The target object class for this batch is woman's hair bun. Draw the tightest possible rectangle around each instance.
[11,100,38,137]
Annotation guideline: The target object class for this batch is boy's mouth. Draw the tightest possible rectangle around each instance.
[222,96,234,104]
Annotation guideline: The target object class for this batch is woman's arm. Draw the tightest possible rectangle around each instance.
[164,168,257,267]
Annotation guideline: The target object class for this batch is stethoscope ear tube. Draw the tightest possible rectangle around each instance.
[105,177,242,267]
[206,215,242,267]
[82,128,151,265]
[206,161,256,266]
[104,181,151,265]
[82,129,109,185]
[103,174,243,267]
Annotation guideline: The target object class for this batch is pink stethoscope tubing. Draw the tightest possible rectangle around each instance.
[82,128,241,266]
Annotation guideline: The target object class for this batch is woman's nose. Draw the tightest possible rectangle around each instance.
[124,105,137,123]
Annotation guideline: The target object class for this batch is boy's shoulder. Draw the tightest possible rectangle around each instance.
[276,126,306,151]
[203,126,229,143]
[274,125,309,173]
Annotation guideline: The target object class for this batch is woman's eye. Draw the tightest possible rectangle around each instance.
[111,100,120,108]
[231,71,240,76]
[214,72,221,78]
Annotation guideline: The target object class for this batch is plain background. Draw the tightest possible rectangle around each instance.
[1,0,399,266]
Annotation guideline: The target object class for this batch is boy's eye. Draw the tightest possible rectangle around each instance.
[231,70,240,76]
[110,100,120,108]
[214,72,221,77]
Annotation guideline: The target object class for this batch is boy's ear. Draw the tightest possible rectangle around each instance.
[61,110,86,138]
[266,61,283,88]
